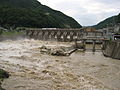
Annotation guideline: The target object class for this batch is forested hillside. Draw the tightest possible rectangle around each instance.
[94,13,120,29]
[0,0,82,29]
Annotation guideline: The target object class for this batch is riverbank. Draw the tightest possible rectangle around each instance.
[0,38,120,90]
[0,31,27,41]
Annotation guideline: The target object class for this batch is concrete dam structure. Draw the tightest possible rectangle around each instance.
[25,28,104,42]
[25,28,107,52]
[103,41,120,60]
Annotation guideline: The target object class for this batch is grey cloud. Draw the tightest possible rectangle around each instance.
[39,0,120,26]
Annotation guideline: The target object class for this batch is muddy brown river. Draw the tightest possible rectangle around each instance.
[0,38,120,90]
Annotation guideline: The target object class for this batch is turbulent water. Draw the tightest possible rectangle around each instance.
[0,38,120,90]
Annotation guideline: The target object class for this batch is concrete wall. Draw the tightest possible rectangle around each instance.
[103,41,120,60]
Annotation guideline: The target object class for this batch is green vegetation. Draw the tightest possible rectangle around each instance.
[94,13,120,29]
[0,69,9,90]
[2,31,23,36]
[0,69,9,81]
[0,0,82,29]
[0,29,3,35]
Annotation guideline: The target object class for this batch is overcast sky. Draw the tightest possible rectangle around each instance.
[38,0,120,26]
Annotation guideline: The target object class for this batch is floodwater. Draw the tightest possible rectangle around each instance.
[0,38,120,90]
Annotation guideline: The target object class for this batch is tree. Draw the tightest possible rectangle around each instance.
[0,29,3,35]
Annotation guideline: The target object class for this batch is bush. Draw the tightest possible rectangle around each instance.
[0,69,9,80]
[0,29,3,35]
[0,69,9,90]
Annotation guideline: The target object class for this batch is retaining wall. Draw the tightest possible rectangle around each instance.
[103,41,120,60]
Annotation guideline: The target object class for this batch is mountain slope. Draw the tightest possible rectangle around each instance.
[0,0,82,29]
[94,13,120,29]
